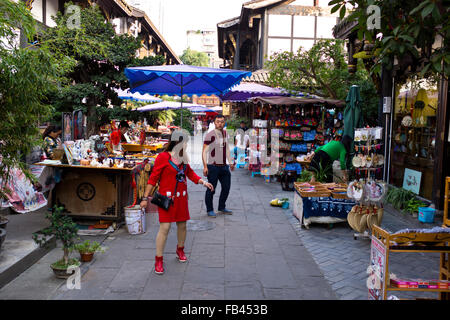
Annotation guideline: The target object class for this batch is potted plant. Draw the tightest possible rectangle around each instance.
[73,240,105,262]
[0,214,8,230]
[32,206,80,279]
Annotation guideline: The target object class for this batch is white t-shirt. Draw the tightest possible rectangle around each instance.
[235,133,249,149]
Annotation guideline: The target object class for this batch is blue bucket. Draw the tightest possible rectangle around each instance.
[418,207,435,223]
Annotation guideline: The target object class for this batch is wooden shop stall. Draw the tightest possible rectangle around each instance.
[248,96,346,188]
[34,136,157,221]
[292,182,356,229]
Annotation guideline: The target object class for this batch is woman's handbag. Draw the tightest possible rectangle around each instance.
[150,191,173,211]
[150,159,187,211]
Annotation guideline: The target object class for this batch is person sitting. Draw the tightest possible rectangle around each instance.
[110,120,130,148]
[42,125,62,159]
[307,135,352,183]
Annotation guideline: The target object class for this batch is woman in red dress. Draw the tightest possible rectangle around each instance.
[140,133,213,275]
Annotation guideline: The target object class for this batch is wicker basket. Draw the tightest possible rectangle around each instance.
[331,192,349,199]
[298,190,331,198]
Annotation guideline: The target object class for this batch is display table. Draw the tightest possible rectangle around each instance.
[293,188,355,229]
[33,163,134,221]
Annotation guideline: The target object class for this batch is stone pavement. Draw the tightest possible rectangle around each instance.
[0,165,443,300]
[0,167,336,300]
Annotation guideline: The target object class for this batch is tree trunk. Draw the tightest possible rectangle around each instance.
[63,248,69,265]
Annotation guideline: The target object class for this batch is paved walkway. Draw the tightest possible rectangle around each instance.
[0,165,442,300]
[0,167,336,300]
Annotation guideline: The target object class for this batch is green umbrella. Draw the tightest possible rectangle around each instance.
[343,85,363,140]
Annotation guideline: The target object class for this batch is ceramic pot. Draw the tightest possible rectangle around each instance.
[0,216,8,230]
[50,261,80,279]
[79,252,94,262]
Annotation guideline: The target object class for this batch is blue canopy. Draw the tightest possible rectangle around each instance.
[124,65,252,97]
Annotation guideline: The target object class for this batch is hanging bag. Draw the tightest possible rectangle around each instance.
[150,157,187,211]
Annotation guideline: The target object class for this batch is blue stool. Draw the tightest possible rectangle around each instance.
[251,171,261,178]
[236,154,246,168]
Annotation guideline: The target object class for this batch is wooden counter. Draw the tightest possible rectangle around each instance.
[35,162,134,221]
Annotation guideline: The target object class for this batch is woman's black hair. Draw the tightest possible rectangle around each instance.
[119,120,130,129]
[42,125,62,139]
[164,132,186,157]
[341,134,353,154]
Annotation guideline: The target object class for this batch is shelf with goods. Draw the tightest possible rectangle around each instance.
[346,127,386,240]
[369,225,450,300]
[444,177,450,228]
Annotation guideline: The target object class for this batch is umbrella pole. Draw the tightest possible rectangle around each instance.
[180,78,183,128]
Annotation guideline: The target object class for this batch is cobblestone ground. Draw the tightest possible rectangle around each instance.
[282,198,442,300]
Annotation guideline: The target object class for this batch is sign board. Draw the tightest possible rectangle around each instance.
[222,103,230,116]
[402,168,422,195]
[368,236,386,300]
[383,97,392,113]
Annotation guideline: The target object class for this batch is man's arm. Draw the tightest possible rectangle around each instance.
[202,143,209,176]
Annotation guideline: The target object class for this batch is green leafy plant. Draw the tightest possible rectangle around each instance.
[404,197,425,215]
[329,0,449,80]
[384,187,416,211]
[33,206,79,267]
[297,170,313,182]
[73,240,105,254]
[311,162,333,183]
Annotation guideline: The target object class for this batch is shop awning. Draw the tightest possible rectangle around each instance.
[250,96,345,107]
[220,82,288,102]
[137,100,213,112]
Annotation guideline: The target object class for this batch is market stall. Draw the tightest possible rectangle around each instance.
[249,96,346,187]
[33,135,158,221]
[292,182,356,228]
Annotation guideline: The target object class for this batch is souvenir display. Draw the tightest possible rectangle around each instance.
[347,127,385,238]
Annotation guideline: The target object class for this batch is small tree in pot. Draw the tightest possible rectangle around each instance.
[73,240,105,262]
[33,206,80,279]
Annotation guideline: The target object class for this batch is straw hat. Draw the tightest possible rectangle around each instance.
[352,210,363,232]
[347,207,357,230]
[359,214,368,233]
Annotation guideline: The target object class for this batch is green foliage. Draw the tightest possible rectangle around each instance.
[329,0,449,80]
[384,186,416,211]
[0,0,59,198]
[297,170,313,182]
[41,3,165,135]
[404,197,425,215]
[51,258,80,269]
[33,206,79,265]
[73,240,104,254]
[172,109,194,134]
[265,39,379,125]
[226,115,248,130]
[311,162,333,183]
[180,47,209,67]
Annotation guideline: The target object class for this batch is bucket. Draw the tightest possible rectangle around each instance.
[124,205,146,234]
[418,207,435,223]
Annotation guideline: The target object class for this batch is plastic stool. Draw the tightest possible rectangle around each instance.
[251,171,261,178]
[236,153,246,168]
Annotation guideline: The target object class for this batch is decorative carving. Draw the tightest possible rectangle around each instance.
[76,182,96,201]
[103,204,117,216]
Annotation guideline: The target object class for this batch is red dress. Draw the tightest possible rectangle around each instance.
[147,152,201,223]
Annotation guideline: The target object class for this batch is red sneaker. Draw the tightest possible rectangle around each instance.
[176,246,187,263]
[154,256,164,274]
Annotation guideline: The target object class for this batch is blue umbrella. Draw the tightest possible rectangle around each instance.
[124,65,251,126]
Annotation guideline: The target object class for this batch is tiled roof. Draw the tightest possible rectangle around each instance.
[242,69,270,84]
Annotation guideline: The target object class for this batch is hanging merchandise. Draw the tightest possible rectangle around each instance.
[347,127,385,239]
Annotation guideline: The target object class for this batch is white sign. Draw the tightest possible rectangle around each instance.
[383,97,392,113]
[368,236,386,300]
